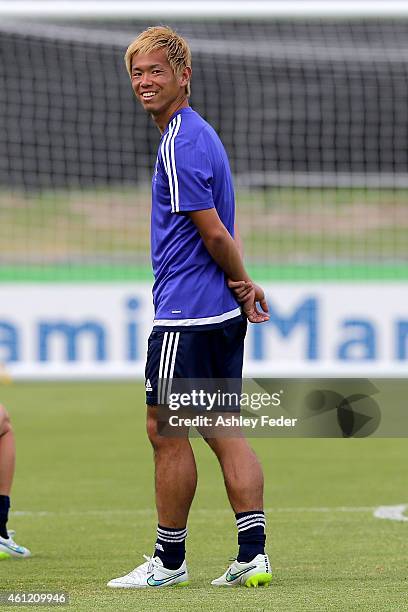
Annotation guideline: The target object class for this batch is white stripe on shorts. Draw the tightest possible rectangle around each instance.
[158,331,180,404]
[167,332,180,399]
[157,332,169,405]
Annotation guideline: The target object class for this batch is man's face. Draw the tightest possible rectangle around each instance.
[130,50,187,117]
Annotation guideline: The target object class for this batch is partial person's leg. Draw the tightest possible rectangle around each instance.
[146,406,197,569]
[0,405,31,559]
[0,405,15,538]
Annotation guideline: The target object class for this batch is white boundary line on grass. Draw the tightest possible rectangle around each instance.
[12,504,408,521]
[12,506,376,518]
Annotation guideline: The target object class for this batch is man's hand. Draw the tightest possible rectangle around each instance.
[228,280,269,324]
[242,283,270,324]
[227,280,253,302]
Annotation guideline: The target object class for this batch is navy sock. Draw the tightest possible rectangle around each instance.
[153,525,187,570]
[0,495,10,539]
[236,510,266,562]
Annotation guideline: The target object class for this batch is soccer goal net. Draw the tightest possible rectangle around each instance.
[1,7,407,281]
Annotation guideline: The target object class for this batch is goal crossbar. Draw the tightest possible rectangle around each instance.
[1,1,408,20]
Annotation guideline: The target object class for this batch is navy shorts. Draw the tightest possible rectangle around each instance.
[145,318,247,406]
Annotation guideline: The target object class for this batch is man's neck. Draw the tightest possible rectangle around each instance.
[153,98,190,134]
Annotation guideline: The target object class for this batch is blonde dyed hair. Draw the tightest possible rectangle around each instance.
[125,26,192,97]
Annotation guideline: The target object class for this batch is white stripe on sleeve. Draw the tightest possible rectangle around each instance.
[164,119,176,212]
[169,114,182,212]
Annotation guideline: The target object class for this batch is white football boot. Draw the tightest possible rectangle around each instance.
[0,531,31,559]
[211,553,272,587]
[107,555,189,589]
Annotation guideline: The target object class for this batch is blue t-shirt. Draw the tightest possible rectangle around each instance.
[151,107,241,329]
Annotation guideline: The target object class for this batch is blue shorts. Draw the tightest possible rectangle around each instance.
[145,318,247,406]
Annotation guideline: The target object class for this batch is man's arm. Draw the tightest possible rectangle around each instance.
[187,209,269,323]
[229,223,254,302]
[188,209,250,282]
[234,223,244,258]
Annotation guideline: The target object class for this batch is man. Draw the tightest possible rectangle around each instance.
[107,26,271,589]
[0,404,31,559]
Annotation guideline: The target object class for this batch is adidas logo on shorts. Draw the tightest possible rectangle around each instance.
[145,379,153,392]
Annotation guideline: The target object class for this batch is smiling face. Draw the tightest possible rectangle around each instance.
[131,49,191,132]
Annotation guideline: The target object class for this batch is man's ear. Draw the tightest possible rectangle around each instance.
[179,66,192,89]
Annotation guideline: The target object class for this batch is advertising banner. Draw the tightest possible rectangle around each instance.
[0,283,407,379]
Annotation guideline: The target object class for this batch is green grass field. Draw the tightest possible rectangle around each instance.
[1,187,408,281]
[1,382,407,611]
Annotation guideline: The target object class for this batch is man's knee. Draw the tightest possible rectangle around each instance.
[146,407,189,451]
[146,407,173,450]
[146,408,161,449]
[0,405,11,436]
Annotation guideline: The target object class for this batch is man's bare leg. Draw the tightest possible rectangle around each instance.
[146,406,197,569]
[205,435,267,566]
[147,406,197,526]
[106,406,194,585]
[204,436,263,512]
